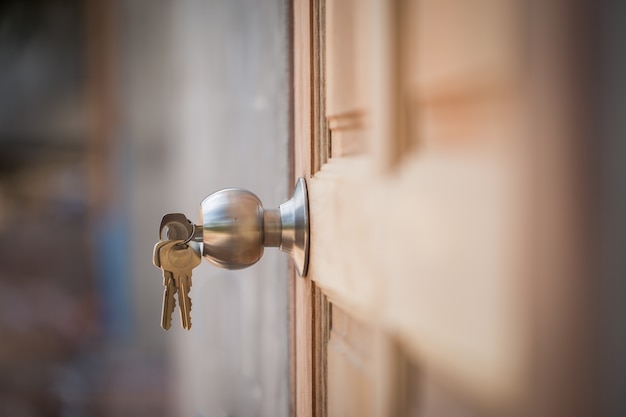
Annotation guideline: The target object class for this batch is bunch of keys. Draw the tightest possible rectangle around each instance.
[153,213,202,330]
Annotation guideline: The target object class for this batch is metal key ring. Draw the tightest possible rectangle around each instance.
[176,223,196,247]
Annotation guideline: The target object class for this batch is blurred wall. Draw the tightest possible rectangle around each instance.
[0,0,175,415]
[119,1,290,416]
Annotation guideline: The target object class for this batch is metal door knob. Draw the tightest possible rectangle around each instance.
[200,178,309,276]
[153,178,309,331]
[158,179,309,276]
[155,177,310,277]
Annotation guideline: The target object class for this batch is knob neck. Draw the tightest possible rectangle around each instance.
[263,209,282,247]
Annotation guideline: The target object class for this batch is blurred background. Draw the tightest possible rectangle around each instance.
[0,0,289,416]
[1,0,626,416]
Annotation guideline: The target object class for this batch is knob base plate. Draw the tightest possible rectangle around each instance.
[279,178,310,277]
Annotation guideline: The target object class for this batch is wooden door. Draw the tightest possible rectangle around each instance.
[291,1,598,416]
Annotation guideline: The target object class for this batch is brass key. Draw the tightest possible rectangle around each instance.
[153,240,178,330]
[157,240,201,330]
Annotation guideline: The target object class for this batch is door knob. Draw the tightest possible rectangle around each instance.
[152,178,309,330]
[199,177,310,276]
[157,177,309,276]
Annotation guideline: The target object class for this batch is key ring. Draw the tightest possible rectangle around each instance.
[177,223,196,246]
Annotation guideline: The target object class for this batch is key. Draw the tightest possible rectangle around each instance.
[153,240,179,330]
[159,240,202,330]
[159,213,195,241]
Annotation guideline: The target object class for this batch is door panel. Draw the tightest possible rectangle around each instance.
[293,0,593,416]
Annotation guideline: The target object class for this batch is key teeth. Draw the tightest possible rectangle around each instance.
[170,295,177,323]
[161,299,176,331]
